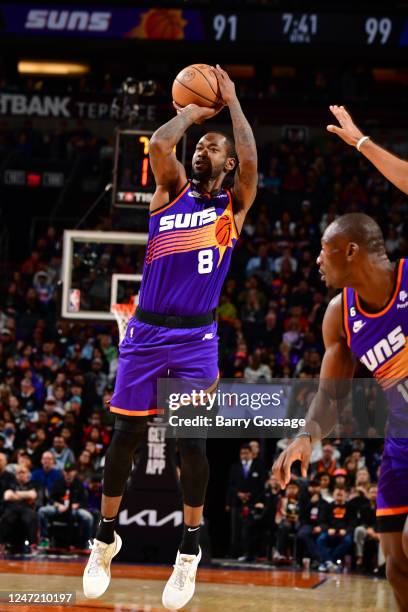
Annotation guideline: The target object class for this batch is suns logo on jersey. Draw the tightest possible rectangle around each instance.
[360,325,405,372]
[159,207,217,232]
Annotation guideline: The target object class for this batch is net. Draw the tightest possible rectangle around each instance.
[111,297,136,343]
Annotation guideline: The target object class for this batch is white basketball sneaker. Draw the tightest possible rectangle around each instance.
[162,547,202,610]
[83,532,122,599]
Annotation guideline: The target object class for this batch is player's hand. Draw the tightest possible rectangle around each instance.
[328,528,336,536]
[214,64,237,105]
[272,437,312,489]
[327,105,365,147]
[173,101,223,124]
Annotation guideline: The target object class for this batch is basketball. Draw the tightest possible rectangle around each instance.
[215,214,232,246]
[172,64,221,108]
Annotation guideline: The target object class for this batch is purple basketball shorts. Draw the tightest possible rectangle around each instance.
[376,438,408,532]
[109,318,219,417]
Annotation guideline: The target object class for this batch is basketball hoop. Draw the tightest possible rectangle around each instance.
[111,296,137,343]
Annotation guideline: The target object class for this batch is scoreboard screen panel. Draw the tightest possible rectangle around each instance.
[112,129,186,209]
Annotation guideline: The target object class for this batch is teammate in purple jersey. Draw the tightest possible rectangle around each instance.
[83,65,257,609]
[273,106,408,610]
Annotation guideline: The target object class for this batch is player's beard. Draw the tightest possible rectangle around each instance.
[192,157,220,181]
[192,166,212,181]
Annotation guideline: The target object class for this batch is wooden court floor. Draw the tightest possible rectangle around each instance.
[0,559,396,611]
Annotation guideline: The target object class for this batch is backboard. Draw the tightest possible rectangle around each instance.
[61,229,148,320]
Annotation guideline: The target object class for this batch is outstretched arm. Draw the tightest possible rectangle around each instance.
[215,65,258,231]
[272,294,355,488]
[327,104,408,195]
[149,104,222,212]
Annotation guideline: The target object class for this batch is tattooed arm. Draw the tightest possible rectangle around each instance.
[215,65,258,232]
[149,105,223,212]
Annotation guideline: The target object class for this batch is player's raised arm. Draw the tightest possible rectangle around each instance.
[272,294,356,489]
[327,104,408,195]
[149,104,222,212]
[214,65,258,230]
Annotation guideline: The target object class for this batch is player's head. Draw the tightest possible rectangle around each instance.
[192,132,237,182]
[317,213,386,288]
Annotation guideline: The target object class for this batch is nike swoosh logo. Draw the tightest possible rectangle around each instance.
[187,527,200,532]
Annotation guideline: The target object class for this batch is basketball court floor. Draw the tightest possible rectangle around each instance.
[0,558,396,611]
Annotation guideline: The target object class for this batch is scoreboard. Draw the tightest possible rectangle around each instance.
[2,5,408,50]
[112,129,186,209]
[206,13,403,47]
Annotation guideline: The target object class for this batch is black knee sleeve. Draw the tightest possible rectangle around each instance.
[178,438,209,507]
[103,417,148,497]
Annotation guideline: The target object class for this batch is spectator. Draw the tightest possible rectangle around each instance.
[31,451,63,502]
[354,467,371,494]
[38,463,93,548]
[344,456,358,486]
[246,244,274,282]
[0,465,37,552]
[84,474,102,529]
[317,488,354,572]
[226,444,263,560]
[297,478,328,567]
[32,271,54,305]
[248,440,261,461]
[274,248,298,274]
[6,449,33,476]
[50,436,75,470]
[353,485,381,572]
[244,354,272,383]
[83,358,108,412]
[249,473,280,561]
[19,378,40,420]
[333,468,348,490]
[275,480,300,561]
[0,452,16,510]
[77,450,94,483]
[314,444,337,476]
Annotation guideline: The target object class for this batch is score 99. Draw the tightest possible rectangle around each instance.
[365,17,392,44]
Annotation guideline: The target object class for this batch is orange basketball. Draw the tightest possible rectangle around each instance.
[215,215,232,246]
[172,64,221,108]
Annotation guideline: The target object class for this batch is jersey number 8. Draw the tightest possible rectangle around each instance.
[198,249,214,274]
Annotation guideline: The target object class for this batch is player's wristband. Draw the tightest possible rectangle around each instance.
[294,432,312,443]
[356,135,370,151]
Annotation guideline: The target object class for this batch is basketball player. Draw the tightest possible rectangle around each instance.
[83,65,257,610]
[273,106,408,610]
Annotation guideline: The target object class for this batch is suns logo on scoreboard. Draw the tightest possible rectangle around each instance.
[25,10,111,32]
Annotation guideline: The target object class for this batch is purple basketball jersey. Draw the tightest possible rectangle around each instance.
[138,180,238,316]
[343,258,408,444]
[343,259,408,523]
